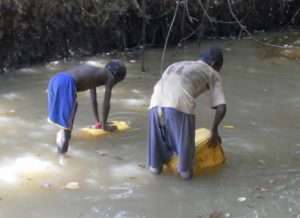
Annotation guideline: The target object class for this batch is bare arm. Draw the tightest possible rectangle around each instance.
[208,104,226,148]
[102,81,117,131]
[90,87,100,123]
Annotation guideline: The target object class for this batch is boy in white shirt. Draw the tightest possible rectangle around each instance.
[147,46,226,179]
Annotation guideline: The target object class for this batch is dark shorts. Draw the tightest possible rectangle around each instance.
[48,73,78,129]
[147,107,195,173]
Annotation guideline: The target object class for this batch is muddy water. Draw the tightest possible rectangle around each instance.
[0,36,300,218]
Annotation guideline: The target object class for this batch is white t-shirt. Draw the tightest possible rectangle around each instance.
[149,60,226,114]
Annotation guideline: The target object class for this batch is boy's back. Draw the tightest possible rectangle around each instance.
[66,65,112,92]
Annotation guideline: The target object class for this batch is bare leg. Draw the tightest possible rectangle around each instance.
[149,165,163,175]
[178,169,193,180]
[56,129,71,154]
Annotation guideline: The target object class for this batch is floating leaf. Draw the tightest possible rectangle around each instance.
[223,125,234,129]
[138,164,146,169]
[255,187,267,191]
[129,176,137,180]
[60,182,80,190]
[238,197,246,202]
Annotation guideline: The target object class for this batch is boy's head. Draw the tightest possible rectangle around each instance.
[198,46,223,72]
[105,59,126,83]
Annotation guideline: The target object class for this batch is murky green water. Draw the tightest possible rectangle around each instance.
[0,35,300,218]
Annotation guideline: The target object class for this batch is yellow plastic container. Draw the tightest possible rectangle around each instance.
[81,121,130,136]
[164,128,225,176]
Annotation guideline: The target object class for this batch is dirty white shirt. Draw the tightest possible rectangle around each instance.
[149,60,226,114]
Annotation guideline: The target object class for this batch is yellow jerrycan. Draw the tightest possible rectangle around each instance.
[164,128,225,176]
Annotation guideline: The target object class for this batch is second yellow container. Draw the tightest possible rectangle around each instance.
[164,128,225,176]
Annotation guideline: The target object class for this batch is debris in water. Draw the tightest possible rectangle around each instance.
[246,203,254,208]
[255,187,267,192]
[138,163,146,169]
[1,109,17,117]
[60,182,80,190]
[94,150,109,156]
[237,197,246,202]
[209,212,224,218]
[129,176,137,180]
[255,193,264,199]
[223,125,234,129]
[40,183,52,190]
[95,151,108,156]
[113,156,123,160]
[268,179,275,184]
[46,61,60,68]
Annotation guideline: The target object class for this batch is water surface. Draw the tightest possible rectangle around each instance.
[0,35,300,218]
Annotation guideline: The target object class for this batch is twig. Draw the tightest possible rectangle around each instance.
[173,0,209,54]
[131,0,144,16]
[197,0,212,23]
[74,0,106,17]
[184,0,196,23]
[160,0,180,74]
[141,0,146,72]
[197,0,250,24]
[173,24,202,55]
[280,7,300,31]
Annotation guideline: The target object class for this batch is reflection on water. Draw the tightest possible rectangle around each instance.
[0,155,54,184]
[0,35,300,217]
[109,183,134,199]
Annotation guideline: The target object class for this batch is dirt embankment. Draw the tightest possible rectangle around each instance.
[0,0,299,72]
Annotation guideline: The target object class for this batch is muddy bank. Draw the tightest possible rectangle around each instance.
[0,0,299,71]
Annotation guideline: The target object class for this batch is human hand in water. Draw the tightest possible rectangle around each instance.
[103,123,118,132]
[208,132,221,148]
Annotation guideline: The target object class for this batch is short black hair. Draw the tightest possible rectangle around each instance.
[198,46,223,71]
[105,59,126,81]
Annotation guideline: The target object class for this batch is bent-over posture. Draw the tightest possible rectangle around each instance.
[147,46,226,179]
[48,59,126,154]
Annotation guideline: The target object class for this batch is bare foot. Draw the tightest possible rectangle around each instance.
[56,129,71,154]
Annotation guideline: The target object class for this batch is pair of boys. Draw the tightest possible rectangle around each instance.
[48,46,226,179]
